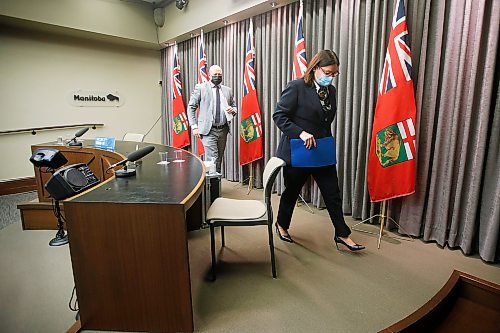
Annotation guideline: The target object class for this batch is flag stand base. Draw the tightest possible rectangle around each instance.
[296,194,314,214]
[352,200,413,249]
[234,162,255,195]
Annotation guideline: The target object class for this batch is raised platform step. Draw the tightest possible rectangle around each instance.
[17,199,63,230]
[380,270,500,332]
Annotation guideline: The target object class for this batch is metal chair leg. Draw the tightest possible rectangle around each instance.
[209,223,217,281]
[221,225,225,247]
[268,223,277,278]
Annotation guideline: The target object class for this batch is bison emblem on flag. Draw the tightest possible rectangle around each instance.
[240,113,262,143]
[375,118,415,167]
[173,112,189,135]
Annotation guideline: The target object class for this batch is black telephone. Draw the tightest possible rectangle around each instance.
[45,163,100,200]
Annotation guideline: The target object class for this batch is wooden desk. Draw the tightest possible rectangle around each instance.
[31,141,124,202]
[40,141,204,333]
[19,141,124,229]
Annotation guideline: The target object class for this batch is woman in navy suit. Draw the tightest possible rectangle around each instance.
[272,50,364,251]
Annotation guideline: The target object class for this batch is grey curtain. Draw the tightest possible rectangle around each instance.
[161,0,499,262]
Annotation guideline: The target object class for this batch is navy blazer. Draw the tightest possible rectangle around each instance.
[273,78,337,165]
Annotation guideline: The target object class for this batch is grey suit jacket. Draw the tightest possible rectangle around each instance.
[187,82,237,135]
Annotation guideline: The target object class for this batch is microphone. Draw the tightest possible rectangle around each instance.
[68,127,90,147]
[127,145,155,162]
[107,145,155,178]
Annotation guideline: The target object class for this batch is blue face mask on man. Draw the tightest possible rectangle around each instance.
[317,74,333,87]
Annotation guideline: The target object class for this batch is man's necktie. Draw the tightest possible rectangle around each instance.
[215,86,221,124]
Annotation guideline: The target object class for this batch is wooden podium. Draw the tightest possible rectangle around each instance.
[19,142,124,230]
[32,141,205,333]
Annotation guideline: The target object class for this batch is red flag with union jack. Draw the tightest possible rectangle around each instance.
[171,45,190,149]
[293,0,307,79]
[239,19,263,166]
[367,0,417,202]
[195,31,208,156]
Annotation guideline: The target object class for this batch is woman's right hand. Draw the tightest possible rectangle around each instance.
[299,131,316,149]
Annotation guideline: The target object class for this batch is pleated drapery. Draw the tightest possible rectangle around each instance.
[160,0,499,262]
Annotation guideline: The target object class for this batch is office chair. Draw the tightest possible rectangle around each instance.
[206,157,286,281]
[122,133,145,142]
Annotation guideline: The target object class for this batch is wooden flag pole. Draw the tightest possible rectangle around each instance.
[247,162,254,194]
[235,162,255,194]
[377,200,387,249]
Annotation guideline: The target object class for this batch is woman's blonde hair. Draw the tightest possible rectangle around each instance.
[303,50,340,86]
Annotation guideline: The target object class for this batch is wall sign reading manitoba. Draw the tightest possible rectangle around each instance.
[68,90,125,107]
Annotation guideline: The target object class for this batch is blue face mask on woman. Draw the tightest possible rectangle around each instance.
[317,74,333,87]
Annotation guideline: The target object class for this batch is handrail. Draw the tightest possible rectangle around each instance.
[0,123,104,136]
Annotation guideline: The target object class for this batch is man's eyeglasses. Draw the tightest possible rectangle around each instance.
[319,67,340,77]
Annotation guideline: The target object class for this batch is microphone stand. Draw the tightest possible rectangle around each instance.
[49,200,69,246]
[68,138,83,147]
[110,145,154,178]
[115,163,136,178]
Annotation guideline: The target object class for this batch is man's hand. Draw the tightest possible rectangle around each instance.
[193,128,201,139]
[299,131,316,149]
[226,107,237,116]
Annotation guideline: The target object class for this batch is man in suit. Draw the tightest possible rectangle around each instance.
[187,65,237,173]
[272,50,365,251]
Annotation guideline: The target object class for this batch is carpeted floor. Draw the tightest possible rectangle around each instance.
[0,191,37,230]
[0,181,498,333]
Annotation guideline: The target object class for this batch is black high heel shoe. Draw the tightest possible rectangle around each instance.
[334,236,365,251]
[275,223,293,243]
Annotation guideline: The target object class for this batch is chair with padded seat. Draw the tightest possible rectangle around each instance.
[122,133,145,142]
[206,157,286,281]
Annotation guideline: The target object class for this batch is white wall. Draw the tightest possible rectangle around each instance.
[158,0,296,45]
[0,28,162,180]
[0,0,158,46]
[0,0,295,181]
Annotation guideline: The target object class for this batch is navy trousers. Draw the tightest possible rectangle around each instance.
[276,165,351,238]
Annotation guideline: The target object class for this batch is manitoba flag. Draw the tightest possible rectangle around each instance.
[367,0,417,202]
[171,45,190,149]
[194,31,209,156]
[241,112,262,143]
[239,19,263,166]
[293,0,307,79]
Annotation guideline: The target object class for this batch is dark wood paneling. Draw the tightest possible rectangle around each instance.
[64,202,194,332]
[17,200,65,230]
[0,177,36,195]
[186,194,203,231]
[380,270,500,332]
[27,141,204,332]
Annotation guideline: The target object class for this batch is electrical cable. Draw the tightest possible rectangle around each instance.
[144,114,162,139]
[69,285,79,312]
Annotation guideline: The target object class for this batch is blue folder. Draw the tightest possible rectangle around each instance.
[290,136,337,167]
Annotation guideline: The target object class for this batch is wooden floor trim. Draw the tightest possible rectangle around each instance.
[0,177,36,195]
[66,320,81,333]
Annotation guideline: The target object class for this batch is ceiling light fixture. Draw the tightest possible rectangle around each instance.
[176,0,188,10]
